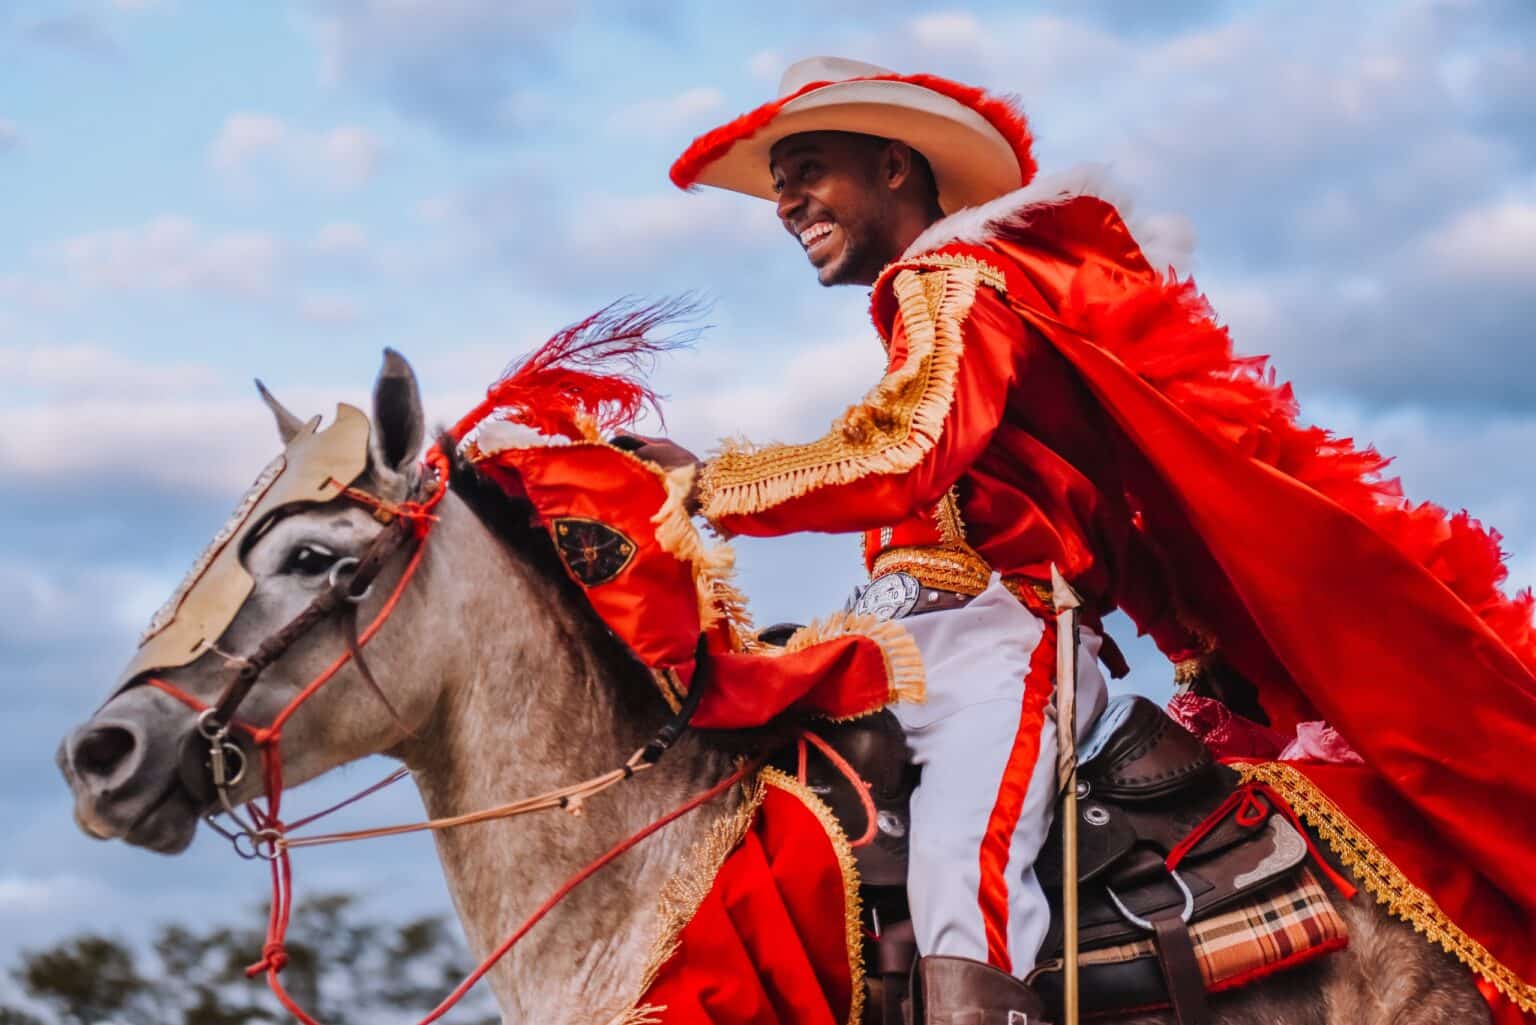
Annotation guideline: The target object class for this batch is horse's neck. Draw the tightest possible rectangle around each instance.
[404,521,735,1022]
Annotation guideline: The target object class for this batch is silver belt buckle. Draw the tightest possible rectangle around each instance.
[854,571,921,620]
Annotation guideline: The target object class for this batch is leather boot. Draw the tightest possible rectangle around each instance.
[909,955,1052,1025]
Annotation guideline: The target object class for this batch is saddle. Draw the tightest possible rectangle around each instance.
[792,695,1343,1025]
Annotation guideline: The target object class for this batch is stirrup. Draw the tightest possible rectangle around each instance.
[910,955,1052,1025]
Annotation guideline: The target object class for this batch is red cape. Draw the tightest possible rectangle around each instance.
[895,204,1536,1017]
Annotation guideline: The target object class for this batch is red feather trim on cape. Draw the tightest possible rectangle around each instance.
[669,73,1037,193]
[1052,254,1536,673]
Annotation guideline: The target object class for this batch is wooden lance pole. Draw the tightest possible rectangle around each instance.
[1051,564,1083,1025]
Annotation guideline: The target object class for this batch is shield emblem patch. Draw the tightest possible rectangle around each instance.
[552,517,637,587]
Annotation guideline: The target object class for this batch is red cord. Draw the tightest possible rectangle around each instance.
[260,758,760,1025]
[799,730,879,848]
[1165,781,1357,899]
[147,451,763,1024]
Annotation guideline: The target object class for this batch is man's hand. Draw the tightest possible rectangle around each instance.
[612,433,704,513]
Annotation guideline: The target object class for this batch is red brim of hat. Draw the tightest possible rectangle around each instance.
[670,73,1037,214]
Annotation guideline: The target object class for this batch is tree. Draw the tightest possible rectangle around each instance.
[2,894,497,1025]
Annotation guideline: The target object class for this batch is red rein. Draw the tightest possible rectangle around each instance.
[144,448,750,1024]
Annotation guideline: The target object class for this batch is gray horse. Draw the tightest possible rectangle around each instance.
[58,352,1490,1024]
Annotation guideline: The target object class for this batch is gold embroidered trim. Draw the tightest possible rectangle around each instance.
[759,766,867,1025]
[1235,761,1536,1012]
[782,611,926,709]
[627,775,767,1016]
[933,488,969,548]
[651,463,755,648]
[700,266,979,519]
[872,545,993,596]
[903,252,1009,295]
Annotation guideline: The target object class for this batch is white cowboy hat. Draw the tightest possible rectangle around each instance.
[670,56,1036,214]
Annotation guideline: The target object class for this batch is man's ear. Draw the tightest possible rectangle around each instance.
[882,141,916,192]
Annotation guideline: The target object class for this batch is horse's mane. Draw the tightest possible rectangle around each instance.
[440,433,660,716]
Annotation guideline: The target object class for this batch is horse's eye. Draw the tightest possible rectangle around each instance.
[283,544,338,576]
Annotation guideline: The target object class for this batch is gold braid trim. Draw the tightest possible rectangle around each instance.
[699,266,979,519]
[627,775,767,1017]
[651,462,755,647]
[1235,760,1536,1012]
[902,252,1009,295]
[782,611,926,709]
[871,544,994,596]
[759,766,867,1025]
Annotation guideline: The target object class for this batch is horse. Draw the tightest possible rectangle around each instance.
[57,351,1491,1024]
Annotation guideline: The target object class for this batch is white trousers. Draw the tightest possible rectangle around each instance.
[890,575,1108,976]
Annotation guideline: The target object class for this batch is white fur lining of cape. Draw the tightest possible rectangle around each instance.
[902,164,1195,276]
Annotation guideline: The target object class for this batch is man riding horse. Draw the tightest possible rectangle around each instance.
[627,56,1536,1024]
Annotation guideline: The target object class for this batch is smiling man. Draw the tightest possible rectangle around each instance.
[626,55,1536,1025]
[633,57,1123,1024]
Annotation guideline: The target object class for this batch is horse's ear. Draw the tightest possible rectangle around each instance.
[257,379,306,444]
[370,348,425,482]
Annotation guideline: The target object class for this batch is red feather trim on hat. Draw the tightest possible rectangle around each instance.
[669,73,1036,194]
[452,297,701,443]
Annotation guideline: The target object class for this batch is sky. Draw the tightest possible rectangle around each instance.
[3,0,1534,1003]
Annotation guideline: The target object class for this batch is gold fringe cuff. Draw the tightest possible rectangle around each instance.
[651,463,755,645]
[700,266,979,519]
[783,611,927,708]
[759,766,867,1025]
[1235,760,1536,1012]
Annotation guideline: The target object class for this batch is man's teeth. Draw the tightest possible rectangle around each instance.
[799,223,833,247]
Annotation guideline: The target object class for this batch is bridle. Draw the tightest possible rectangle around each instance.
[133,442,747,1025]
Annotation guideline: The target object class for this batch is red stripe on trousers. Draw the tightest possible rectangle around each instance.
[976,619,1057,973]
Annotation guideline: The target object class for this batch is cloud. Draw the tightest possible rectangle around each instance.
[209,112,384,190]
[0,873,103,915]
[0,118,18,152]
[109,0,165,9]
[310,220,371,256]
[297,292,363,324]
[1421,197,1536,284]
[45,216,282,297]
[608,87,725,137]
[303,0,578,139]
[22,13,118,59]
[748,50,783,82]
[911,11,985,52]
[0,344,219,398]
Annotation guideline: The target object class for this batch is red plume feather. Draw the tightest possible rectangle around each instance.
[453,297,702,443]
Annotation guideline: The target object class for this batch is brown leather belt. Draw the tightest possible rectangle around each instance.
[854,571,977,620]
[904,587,977,617]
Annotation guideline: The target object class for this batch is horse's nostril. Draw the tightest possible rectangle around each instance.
[73,726,138,781]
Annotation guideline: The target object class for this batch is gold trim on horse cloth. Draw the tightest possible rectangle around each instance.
[759,767,867,1025]
[699,266,980,520]
[116,405,372,690]
[617,767,867,1025]
[1234,761,1536,1012]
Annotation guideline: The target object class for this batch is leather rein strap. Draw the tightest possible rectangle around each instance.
[208,511,415,731]
[141,444,738,1025]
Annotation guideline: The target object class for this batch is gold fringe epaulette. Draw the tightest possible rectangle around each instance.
[699,265,980,519]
